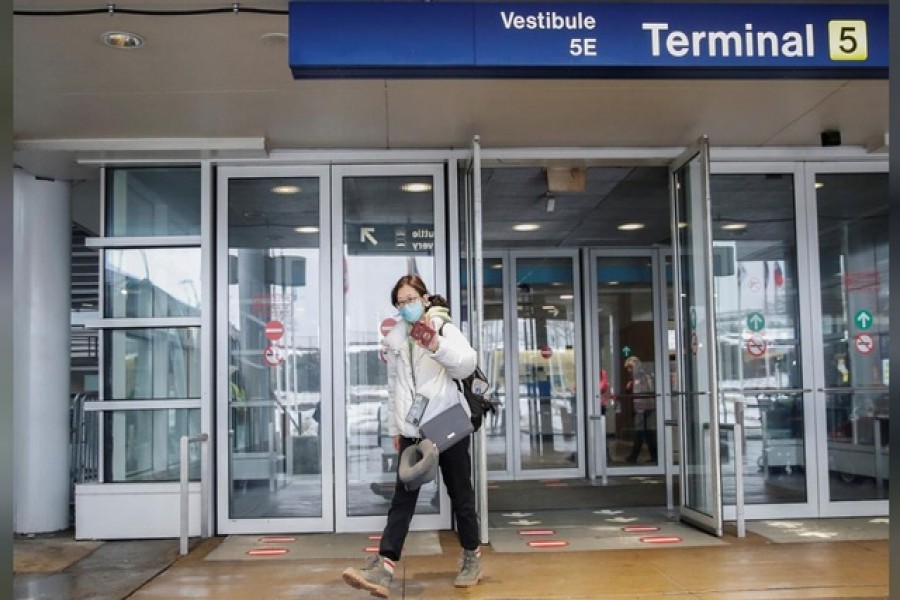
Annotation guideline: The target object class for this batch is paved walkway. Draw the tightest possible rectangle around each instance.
[14,521,890,599]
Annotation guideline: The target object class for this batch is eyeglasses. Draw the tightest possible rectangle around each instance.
[396,295,421,308]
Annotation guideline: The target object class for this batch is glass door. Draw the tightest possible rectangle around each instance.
[333,164,449,532]
[587,250,665,476]
[216,166,333,533]
[509,251,583,478]
[670,137,723,535]
[808,165,889,516]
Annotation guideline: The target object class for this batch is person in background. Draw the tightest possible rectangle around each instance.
[624,355,657,464]
[342,274,482,598]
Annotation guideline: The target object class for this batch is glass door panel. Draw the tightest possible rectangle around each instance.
[671,138,723,535]
[813,171,889,506]
[482,257,509,472]
[512,253,581,474]
[591,253,661,469]
[334,165,447,532]
[710,172,808,509]
[218,168,333,533]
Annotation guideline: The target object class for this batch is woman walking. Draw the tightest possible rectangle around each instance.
[342,274,483,598]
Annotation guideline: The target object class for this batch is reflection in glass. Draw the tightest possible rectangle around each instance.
[104,328,200,400]
[104,248,201,318]
[103,408,200,482]
[594,256,658,466]
[515,257,578,471]
[105,167,201,237]
[710,173,806,506]
[342,175,438,517]
[227,177,324,519]
[816,173,889,501]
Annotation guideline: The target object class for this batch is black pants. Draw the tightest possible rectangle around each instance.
[628,412,658,463]
[379,435,480,561]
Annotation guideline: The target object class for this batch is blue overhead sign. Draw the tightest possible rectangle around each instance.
[288,2,887,78]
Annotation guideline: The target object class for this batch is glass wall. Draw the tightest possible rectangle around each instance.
[815,172,889,502]
[99,166,203,483]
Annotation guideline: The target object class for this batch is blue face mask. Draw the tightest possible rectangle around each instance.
[399,300,425,323]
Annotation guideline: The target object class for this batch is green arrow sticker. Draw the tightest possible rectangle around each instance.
[747,311,766,332]
[854,309,874,330]
[622,345,632,358]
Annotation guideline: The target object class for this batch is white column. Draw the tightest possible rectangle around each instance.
[13,170,72,533]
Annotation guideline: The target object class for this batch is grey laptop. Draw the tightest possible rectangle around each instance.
[420,403,474,452]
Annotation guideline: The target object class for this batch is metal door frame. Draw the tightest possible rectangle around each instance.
[215,164,335,534]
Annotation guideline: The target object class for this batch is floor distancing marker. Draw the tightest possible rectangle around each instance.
[519,529,556,536]
[258,536,296,543]
[247,548,289,556]
[622,526,660,533]
[364,546,379,553]
[527,540,569,548]
[368,535,382,540]
[640,536,682,544]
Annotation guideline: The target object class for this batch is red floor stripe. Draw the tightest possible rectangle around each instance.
[368,535,382,540]
[526,540,569,548]
[364,546,380,553]
[247,548,289,556]
[640,536,682,544]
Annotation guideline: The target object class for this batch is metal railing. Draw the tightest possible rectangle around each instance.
[180,433,210,556]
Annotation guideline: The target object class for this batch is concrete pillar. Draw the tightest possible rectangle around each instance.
[13,170,71,533]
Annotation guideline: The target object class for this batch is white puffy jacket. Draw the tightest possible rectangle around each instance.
[382,312,477,439]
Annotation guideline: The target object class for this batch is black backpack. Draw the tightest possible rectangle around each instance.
[438,324,498,431]
[453,365,497,432]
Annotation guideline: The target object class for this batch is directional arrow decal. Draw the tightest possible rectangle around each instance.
[593,509,623,515]
[606,517,639,523]
[360,227,378,245]
[798,531,838,539]
[870,518,889,524]
[509,519,541,526]
[502,512,534,518]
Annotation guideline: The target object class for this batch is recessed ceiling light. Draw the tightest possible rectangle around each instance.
[294,226,319,233]
[542,305,556,311]
[677,221,688,229]
[513,223,540,232]
[814,182,825,189]
[101,31,144,49]
[272,185,301,195]
[559,294,574,300]
[260,32,288,45]
[401,182,432,193]
[618,223,645,231]
[722,222,747,231]
[608,281,620,286]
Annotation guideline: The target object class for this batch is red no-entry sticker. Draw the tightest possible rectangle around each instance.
[265,320,284,341]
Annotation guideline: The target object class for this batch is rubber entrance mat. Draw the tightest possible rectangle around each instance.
[488,507,726,553]
[745,517,889,543]
[205,531,442,561]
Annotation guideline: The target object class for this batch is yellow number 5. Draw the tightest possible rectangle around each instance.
[828,20,868,61]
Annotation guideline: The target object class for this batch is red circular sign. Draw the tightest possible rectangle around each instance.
[265,320,284,341]
[263,345,285,367]
[854,333,874,355]
[540,346,552,359]
[380,317,398,337]
[746,335,767,357]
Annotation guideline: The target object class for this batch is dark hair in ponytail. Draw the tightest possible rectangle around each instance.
[391,274,449,309]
